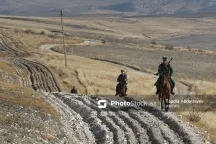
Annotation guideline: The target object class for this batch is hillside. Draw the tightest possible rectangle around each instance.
[130,0,216,14]
[1,0,216,16]
[0,0,126,16]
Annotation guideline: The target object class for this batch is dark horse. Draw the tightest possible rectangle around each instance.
[118,82,126,97]
[159,75,171,111]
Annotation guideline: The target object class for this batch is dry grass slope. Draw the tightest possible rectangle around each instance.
[0,61,59,118]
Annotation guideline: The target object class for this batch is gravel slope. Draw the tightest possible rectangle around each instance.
[40,91,206,144]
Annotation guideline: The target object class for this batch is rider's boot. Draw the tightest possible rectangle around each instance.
[115,84,119,96]
[124,87,127,96]
[171,88,175,95]
[156,88,160,95]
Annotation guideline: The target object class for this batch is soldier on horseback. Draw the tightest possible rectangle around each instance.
[155,56,175,95]
[115,70,128,96]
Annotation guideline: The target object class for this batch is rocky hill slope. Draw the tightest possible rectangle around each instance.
[130,0,216,14]
[2,0,216,16]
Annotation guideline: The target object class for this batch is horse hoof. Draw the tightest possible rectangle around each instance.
[165,107,169,112]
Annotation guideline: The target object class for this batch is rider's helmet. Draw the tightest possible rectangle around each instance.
[121,69,124,72]
[162,56,168,61]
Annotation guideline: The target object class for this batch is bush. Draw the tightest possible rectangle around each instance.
[187,46,191,51]
[48,34,57,39]
[13,29,21,33]
[101,39,106,44]
[188,112,201,122]
[165,44,174,50]
[40,31,45,35]
[24,29,33,34]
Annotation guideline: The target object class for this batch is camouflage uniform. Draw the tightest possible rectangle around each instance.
[116,73,128,96]
[156,62,175,94]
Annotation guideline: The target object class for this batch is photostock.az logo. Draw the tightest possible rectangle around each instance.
[98,100,107,109]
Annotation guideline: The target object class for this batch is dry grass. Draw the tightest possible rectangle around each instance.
[0,84,59,119]
[180,79,216,95]
[37,52,156,96]
[2,15,216,41]
[179,111,216,141]
[0,61,15,75]
[0,60,59,119]
[178,78,216,140]
[0,27,83,52]
[130,43,216,55]
[197,112,216,140]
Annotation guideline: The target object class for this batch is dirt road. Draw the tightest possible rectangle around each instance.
[0,33,61,92]
[40,91,205,144]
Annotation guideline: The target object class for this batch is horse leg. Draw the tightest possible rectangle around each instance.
[165,94,170,112]
[119,84,122,97]
[167,95,170,111]
[160,94,164,110]
[123,84,126,97]
[167,95,170,105]
[164,97,167,110]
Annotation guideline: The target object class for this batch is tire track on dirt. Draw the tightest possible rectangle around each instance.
[0,34,26,56]
[83,96,179,144]
[85,96,148,144]
[40,92,96,144]
[58,95,114,144]
[40,93,205,144]
[72,96,127,144]
[8,58,61,92]
[139,103,204,144]
[25,59,60,92]
[0,35,61,92]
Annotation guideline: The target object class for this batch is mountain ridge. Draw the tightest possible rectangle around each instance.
[1,0,216,16]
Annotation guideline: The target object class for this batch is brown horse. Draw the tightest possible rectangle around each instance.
[118,82,127,97]
[159,75,171,111]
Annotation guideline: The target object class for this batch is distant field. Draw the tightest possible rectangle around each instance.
[1,15,216,51]
[53,43,216,82]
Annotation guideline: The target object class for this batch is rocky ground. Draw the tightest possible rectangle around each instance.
[0,104,67,144]
[39,91,206,144]
[0,31,68,143]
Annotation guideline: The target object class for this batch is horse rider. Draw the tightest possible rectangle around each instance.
[155,56,175,95]
[115,70,128,96]
[71,86,78,94]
